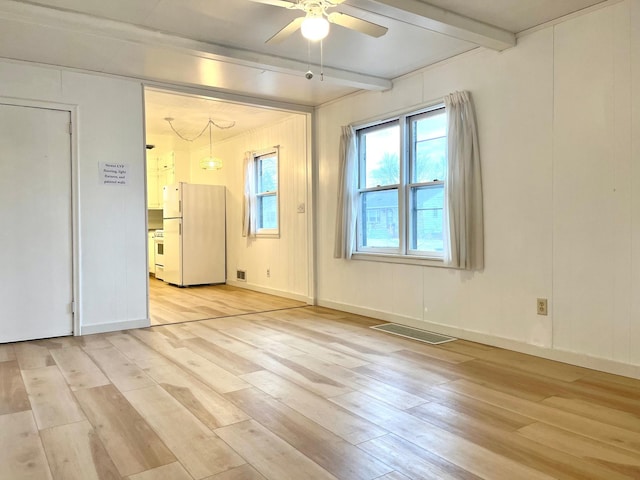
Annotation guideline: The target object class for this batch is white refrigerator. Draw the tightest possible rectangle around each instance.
[162,183,226,286]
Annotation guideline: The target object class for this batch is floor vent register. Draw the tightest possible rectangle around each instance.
[371,323,456,345]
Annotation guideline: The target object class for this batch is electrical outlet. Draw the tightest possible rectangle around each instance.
[266,268,270,278]
[537,298,548,316]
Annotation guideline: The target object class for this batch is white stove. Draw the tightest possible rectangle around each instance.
[153,230,164,280]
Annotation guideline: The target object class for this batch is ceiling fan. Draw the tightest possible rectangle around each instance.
[248,0,388,44]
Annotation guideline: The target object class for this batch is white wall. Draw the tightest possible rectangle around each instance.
[190,114,312,302]
[316,0,640,377]
[0,60,147,334]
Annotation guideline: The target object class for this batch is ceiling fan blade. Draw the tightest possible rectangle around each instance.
[327,12,388,38]
[266,16,305,44]
[327,0,347,4]
[247,0,297,8]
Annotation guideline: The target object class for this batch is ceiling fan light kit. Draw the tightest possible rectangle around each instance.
[249,0,388,80]
[301,14,330,41]
[250,0,388,44]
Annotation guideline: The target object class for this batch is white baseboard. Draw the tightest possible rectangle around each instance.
[318,299,640,380]
[79,318,150,336]
[226,279,313,305]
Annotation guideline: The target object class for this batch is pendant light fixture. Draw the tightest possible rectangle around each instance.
[164,117,235,171]
[200,120,222,170]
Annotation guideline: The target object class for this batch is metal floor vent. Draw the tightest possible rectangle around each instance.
[371,323,456,345]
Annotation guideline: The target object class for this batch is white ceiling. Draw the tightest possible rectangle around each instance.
[0,0,607,108]
[1,0,607,143]
[144,88,300,150]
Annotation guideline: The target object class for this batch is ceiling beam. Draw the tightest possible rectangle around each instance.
[349,0,516,51]
[0,0,392,91]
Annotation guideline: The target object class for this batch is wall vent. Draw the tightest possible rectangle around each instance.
[371,323,456,345]
[236,270,246,281]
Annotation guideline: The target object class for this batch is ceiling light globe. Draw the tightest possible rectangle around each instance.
[200,156,222,170]
[301,16,329,41]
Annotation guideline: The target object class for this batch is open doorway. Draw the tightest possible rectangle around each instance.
[144,88,313,326]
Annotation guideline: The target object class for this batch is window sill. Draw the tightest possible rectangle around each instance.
[256,233,280,239]
[351,252,451,268]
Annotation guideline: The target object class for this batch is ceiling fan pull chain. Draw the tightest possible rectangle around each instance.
[320,39,324,82]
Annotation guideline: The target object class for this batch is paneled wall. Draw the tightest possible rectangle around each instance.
[316,0,640,376]
[190,114,312,302]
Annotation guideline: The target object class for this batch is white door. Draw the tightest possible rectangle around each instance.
[0,103,73,343]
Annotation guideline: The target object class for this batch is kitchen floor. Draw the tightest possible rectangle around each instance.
[149,276,306,326]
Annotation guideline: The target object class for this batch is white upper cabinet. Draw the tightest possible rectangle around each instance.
[147,151,175,209]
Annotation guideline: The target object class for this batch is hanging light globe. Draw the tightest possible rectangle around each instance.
[200,155,223,170]
[200,119,223,170]
[164,116,234,171]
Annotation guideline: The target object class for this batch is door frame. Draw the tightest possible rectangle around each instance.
[142,82,318,313]
[0,96,80,336]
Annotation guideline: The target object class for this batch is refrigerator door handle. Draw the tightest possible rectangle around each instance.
[179,200,182,214]
[179,223,182,236]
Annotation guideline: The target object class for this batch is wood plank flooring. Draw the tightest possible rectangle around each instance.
[149,277,305,326]
[2,305,640,479]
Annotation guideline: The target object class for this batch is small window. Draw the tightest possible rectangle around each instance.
[255,150,279,235]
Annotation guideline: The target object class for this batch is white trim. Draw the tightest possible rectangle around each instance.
[253,146,279,157]
[317,299,640,380]
[308,110,317,305]
[226,279,313,305]
[144,84,314,116]
[351,252,447,267]
[80,318,150,335]
[347,0,515,50]
[142,84,151,336]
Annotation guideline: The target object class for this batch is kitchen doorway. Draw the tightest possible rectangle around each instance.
[0,102,74,342]
[144,88,313,326]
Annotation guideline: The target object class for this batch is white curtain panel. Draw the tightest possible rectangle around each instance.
[333,126,359,259]
[242,151,257,237]
[443,91,484,270]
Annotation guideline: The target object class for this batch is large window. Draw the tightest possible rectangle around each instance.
[255,150,279,234]
[357,105,446,258]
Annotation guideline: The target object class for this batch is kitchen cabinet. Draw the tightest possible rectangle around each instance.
[147,151,175,209]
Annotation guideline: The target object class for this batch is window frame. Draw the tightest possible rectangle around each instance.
[254,148,280,237]
[354,103,447,261]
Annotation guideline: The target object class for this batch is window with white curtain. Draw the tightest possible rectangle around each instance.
[255,150,279,235]
[356,104,447,258]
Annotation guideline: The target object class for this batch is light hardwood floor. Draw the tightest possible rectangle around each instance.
[149,276,305,325]
[2,306,640,479]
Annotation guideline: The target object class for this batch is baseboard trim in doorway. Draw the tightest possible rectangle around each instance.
[79,318,149,335]
[226,279,313,304]
[372,323,456,344]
